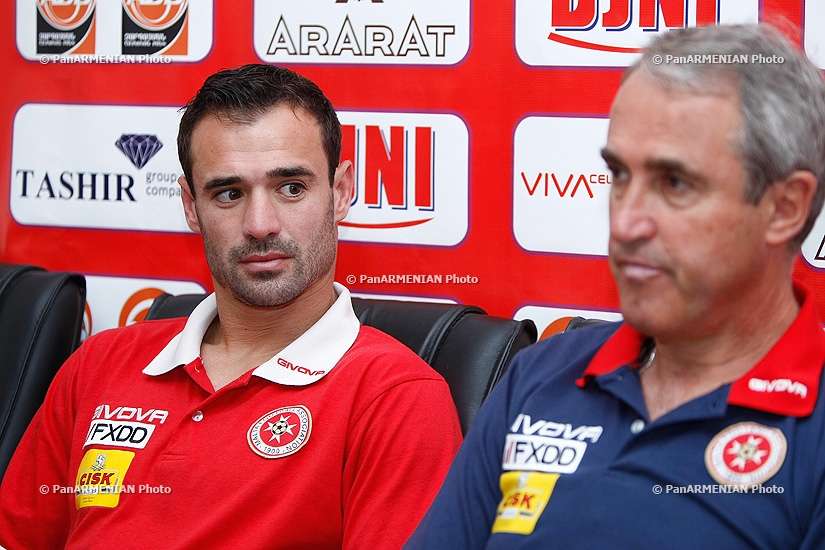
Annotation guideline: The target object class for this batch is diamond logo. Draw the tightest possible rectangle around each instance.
[115,134,163,169]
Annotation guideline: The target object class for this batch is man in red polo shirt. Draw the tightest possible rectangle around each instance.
[0,64,462,549]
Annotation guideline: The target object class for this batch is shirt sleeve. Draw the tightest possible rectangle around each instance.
[341,376,463,550]
[0,346,82,549]
[403,353,522,549]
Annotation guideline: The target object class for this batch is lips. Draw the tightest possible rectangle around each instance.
[241,253,290,271]
[612,256,664,282]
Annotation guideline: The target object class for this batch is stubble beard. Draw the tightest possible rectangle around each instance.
[202,202,337,308]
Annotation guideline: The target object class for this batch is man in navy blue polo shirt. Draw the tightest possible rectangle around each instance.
[405,23,825,549]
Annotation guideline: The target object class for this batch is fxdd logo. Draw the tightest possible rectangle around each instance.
[515,0,759,67]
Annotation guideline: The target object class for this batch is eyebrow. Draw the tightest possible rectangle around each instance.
[600,147,706,183]
[201,165,318,192]
[203,175,242,192]
[266,165,317,180]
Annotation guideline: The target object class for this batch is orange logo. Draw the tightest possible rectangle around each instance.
[118,287,165,327]
[37,0,95,30]
[123,0,188,30]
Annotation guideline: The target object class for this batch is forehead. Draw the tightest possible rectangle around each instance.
[606,71,742,162]
[188,105,327,182]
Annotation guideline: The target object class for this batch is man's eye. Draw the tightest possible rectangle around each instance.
[664,174,691,192]
[215,189,242,203]
[281,183,304,197]
[607,164,629,183]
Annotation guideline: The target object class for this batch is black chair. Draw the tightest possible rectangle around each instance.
[146,294,537,434]
[0,264,86,481]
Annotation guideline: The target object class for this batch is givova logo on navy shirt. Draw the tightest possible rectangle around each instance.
[502,414,603,474]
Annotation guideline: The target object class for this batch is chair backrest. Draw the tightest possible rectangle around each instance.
[0,264,86,481]
[146,294,537,434]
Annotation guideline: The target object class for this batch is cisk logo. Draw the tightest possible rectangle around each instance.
[515,0,760,67]
[513,116,611,256]
[337,111,469,247]
[253,0,470,65]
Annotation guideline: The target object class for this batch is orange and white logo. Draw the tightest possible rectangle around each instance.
[34,0,96,54]
[123,0,187,29]
[247,406,312,459]
[338,111,469,247]
[705,422,787,487]
[83,275,207,336]
[514,304,622,341]
[515,0,759,67]
[17,0,212,61]
[119,287,166,326]
[37,0,95,30]
[122,0,189,55]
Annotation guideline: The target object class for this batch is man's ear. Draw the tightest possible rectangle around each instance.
[178,175,202,234]
[332,160,355,224]
[765,170,817,247]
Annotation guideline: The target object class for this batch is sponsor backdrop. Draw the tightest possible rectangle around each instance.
[3,0,824,339]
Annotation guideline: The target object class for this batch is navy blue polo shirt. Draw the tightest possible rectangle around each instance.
[405,287,825,550]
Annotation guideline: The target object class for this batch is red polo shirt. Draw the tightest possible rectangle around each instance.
[0,285,462,549]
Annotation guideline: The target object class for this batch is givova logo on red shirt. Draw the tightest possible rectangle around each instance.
[515,0,759,67]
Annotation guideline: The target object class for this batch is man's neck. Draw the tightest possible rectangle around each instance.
[200,278,338,390]
[640,279,800,422]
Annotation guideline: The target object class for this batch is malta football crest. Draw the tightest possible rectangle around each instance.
[247,406,312,459]
[704,422,787,487]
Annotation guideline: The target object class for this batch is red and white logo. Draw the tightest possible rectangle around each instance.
[515,0,759,67]
[338,111,469,247]
[247,406,312,459]
[704,422,786,487]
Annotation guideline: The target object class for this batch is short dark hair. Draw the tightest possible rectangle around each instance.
[177,64,342,193]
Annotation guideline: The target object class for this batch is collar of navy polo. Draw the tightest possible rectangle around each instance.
[577,284,825,417]
[142,282,360,386]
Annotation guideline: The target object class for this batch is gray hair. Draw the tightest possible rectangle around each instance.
[626,24,825,248]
